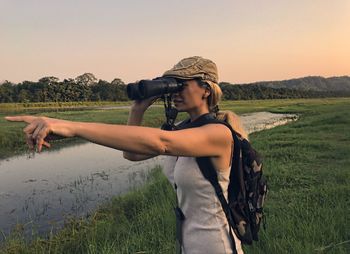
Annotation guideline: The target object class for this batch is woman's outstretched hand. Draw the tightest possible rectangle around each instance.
[4,116,74,152]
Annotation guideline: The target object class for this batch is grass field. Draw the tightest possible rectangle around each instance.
[0,98,349,253]
[0,98,345,159]
[0,101,131,112]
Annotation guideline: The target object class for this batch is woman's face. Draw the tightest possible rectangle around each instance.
[172,80,209,112]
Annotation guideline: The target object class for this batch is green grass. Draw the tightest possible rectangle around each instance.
[1,98,348,159]
[0,101,131,112]
[245,99,350,253]
[0,98,349,253]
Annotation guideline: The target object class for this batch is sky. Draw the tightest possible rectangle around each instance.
[1,0,350,84]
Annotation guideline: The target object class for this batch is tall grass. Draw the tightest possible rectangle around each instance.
[246,100,350,254]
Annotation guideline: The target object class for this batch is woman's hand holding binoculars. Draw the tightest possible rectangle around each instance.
[131,95,161,113]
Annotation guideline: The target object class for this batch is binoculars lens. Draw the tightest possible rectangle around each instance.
[127,77,185,100]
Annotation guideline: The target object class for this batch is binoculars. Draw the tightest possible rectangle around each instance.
[127,77,185,100]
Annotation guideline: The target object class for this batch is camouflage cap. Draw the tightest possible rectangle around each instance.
[162,56,218,83]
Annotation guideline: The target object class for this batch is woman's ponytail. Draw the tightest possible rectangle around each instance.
[216,110,249,140]
[204,80,249,140]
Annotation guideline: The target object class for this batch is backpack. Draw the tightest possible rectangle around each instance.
[175,113,268,250]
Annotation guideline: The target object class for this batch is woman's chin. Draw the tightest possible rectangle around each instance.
[174,105,186,112]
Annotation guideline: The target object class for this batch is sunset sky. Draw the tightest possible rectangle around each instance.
[1,0,349,84]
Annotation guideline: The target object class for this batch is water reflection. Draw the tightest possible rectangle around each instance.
[0,142,164,238]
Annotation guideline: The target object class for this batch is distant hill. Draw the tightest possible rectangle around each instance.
[233,76,350,92]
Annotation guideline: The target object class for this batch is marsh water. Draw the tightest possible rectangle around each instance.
[0,111,297,239]
[0,144,163,238]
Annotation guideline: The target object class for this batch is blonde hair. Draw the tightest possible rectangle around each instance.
[203,81,249,140]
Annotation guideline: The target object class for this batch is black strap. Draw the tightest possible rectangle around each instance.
[174,183,185,253]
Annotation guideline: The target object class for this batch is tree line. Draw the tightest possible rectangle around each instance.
[219,82,350,100]
[1,74,349,103]
[0,74,128,103]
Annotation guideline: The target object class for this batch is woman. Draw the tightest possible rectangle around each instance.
[5,56,247,254]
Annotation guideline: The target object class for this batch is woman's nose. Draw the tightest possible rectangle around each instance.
[173,90,181,97]
[172,94,179,100]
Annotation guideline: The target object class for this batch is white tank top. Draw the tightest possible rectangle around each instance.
[163,156,244,254]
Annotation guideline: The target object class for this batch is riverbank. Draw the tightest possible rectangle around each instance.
[0,98,349,253]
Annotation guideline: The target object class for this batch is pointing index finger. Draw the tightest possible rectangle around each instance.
[4,116,36,123]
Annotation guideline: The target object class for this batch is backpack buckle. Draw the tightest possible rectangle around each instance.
[248,201,255,212]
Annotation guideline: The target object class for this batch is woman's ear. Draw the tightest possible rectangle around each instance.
[202,88,211,99]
